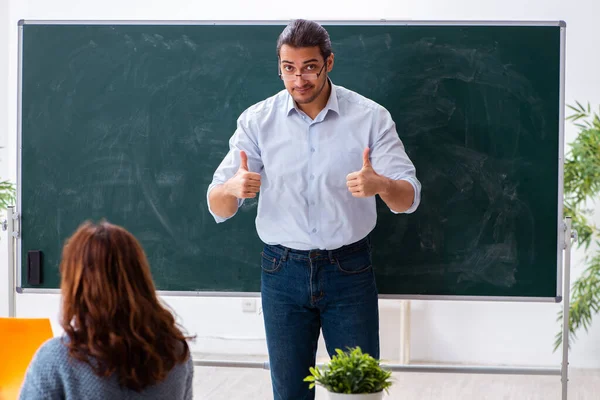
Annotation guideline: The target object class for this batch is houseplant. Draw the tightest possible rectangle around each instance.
[0,146,16,211]
[0,179,15,210]
[555,102,600,350]
[304,347,393,399]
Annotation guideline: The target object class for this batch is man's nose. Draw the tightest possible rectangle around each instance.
[294,75,308,84]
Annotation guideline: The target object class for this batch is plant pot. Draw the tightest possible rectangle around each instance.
[328,391,384,400]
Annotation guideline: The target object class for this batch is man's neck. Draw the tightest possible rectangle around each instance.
[298,80,331,120]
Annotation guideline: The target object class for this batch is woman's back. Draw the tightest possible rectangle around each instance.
[20,337,194,400]
[19,221,196,399]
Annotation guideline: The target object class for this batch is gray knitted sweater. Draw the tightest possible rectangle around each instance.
[19,337,194,399]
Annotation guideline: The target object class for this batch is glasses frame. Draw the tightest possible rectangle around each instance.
[278,59,327,81]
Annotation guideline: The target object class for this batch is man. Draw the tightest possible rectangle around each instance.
[207,19,421,400]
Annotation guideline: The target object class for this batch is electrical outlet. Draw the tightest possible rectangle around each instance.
[242,299,256,313]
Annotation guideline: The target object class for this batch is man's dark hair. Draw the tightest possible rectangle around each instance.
[276,19,332,62]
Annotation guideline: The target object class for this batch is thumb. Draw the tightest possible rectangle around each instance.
[239,150,249,171]
[362,147,372,168]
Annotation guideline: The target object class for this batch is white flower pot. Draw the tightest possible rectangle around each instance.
[328,391,384,400]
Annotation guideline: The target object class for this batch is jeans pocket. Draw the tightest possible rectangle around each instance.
[335,250,372,274]
[261,251,283,273]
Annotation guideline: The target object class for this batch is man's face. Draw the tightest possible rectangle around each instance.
[279,45,333,105]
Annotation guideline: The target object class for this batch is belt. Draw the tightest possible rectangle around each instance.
[265,235,371,261]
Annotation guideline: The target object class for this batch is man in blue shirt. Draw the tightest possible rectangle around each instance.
[208,19,421,400]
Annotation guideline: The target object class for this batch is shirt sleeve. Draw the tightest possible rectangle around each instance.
[206,110,263,223]
[184,356,194,400]
[19,340,64,400]
[370,107,422,214]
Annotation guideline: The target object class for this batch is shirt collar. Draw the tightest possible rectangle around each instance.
[285,78,340,117]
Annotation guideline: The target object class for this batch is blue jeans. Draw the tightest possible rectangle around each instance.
[260,236,380,400]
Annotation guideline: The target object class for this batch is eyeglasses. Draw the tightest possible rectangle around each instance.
[279,62,327,81]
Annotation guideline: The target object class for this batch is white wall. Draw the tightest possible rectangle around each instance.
[2,0,600,368]
[0,0,11,318]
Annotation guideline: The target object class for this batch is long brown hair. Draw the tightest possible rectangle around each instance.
[59,220,192,391]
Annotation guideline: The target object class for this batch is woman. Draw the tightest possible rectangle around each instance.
[20,221,194,399]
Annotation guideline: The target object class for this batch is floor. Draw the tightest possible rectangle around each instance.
[191,354,600,399]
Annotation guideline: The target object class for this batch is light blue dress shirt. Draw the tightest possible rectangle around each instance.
[207,81,421,250]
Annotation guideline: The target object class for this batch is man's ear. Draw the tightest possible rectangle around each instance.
[327,53,335,72]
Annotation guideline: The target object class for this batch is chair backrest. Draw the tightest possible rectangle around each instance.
[0,318,54,400]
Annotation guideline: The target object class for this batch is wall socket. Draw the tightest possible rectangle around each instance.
[241,299,257,313]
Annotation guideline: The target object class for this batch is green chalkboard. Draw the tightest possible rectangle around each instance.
[18,21,564,299]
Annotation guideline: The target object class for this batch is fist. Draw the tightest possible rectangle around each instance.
[225,150,261,199]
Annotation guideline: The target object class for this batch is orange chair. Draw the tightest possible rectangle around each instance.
[0,318,54,400]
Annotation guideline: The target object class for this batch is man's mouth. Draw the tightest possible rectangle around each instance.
[294,86,312,95]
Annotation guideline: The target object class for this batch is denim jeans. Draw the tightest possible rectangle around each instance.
[260,236,380,400]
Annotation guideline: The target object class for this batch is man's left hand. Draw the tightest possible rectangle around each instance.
[346,148,389,198]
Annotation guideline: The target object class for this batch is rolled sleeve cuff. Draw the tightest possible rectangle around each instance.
[389,176,421,215]
[206,182,244,223]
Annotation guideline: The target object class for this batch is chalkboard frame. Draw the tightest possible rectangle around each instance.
[15,20,566,302]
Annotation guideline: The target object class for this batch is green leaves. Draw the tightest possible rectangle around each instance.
[555,103,600,350]
[0,146,16,211]
[0,180,16,210]
[555,249,600,351]
[564,102,600,217]
[303,347,393,394]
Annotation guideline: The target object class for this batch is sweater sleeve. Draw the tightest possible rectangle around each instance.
[184,356,194,400]
[19,339,65,400]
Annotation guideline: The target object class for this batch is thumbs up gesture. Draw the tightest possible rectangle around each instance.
[225,150,262,199]
[346,148,385,198]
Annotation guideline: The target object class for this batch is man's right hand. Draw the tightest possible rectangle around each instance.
[224,150,262,199]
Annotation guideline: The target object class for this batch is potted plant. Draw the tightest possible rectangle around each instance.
[554,102,600,350]
[304,347,393,399]
[0,179,15,210]
[0,146,16,223]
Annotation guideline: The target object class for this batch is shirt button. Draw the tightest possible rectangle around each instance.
[310,148,315,153]
[312,228,317,233]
